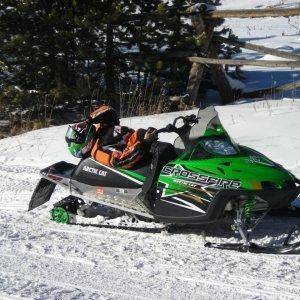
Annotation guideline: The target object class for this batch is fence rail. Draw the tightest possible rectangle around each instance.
[214,36,300,61]
[205,8,300,19]
[188,57,300,68]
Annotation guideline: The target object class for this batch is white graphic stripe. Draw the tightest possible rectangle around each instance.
[161,196,205,213]
[90,158,143,185]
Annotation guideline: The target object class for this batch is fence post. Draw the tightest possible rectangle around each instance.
[186,5,213,106]
[186,5,233,106]
[209,45,235,104]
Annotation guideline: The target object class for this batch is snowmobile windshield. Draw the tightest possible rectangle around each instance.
[173,106,234,154]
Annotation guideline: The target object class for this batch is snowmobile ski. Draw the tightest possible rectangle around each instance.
[205,225,300,254]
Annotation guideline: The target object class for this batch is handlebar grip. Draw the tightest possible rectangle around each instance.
[156,124,176,134]
[157,115,198,135]
[155,128,166,134]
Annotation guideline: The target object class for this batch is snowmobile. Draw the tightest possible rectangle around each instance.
[29,106,300,253]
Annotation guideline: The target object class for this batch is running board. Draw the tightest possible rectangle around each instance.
[72,190,155,220]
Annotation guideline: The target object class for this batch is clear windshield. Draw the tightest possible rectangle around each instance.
[173,106,225,154]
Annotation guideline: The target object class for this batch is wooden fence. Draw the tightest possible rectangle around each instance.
[184,6,300,106]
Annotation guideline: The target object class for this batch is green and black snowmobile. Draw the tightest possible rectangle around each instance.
[29,106,300,253]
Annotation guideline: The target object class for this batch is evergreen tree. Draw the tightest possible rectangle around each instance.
[0,0,240,117]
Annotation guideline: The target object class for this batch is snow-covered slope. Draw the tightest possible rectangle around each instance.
[216,0,300,100]
[0,99,300,299]
[221,0,300,10]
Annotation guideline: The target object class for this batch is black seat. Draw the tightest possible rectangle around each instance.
[131,141,177,178]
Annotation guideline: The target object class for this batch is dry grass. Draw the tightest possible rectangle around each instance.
[0,80,192,139]
[119,79,174,118]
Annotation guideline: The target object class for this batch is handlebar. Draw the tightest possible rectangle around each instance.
[156,114,198,135]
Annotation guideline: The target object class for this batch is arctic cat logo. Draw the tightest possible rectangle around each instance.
[247,155,274,167]
[162,166,241,189]
[82,166,107,177]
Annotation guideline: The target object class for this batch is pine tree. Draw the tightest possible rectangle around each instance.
[0,0,241,117]
[0,0,106,106]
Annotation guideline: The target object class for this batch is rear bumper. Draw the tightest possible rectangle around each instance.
[40,161,76,181]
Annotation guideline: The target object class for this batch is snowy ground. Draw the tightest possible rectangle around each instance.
[205,0,300,105]
[1,1,300,299]
[0,99,300,300]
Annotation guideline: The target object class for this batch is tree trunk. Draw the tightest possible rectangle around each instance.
[105,22,117,109]
[186,6,214,105]
[186,4,234,105]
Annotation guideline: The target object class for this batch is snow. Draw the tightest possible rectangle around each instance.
[0,1,300,299]
[215,0,300,99]
[220,0,300,10]
[0,99,300,299]
[225,72,246,90]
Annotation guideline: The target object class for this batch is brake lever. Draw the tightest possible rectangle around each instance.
[172,116,185,126]
[156,124,176,134]
[166,124,176,132]
[185,114,198,124]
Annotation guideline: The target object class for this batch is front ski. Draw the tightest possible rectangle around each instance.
[205,225,300,254]
[205,241,300,254]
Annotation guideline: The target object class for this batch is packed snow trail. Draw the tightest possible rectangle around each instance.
[0,210,300,300]
[0,100,300,299]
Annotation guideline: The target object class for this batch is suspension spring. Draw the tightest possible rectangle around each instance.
[243,196,255,222]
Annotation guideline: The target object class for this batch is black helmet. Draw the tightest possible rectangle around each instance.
[65,120,96,158]
[89,105,120,126]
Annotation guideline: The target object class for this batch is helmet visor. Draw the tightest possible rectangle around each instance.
[65,125,85,144]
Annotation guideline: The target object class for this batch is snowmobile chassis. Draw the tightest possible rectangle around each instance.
[29,176,300,254]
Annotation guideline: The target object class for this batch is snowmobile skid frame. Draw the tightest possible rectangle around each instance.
[45,190,300,254]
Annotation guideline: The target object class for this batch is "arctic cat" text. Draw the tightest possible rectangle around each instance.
[82,166,107,177]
